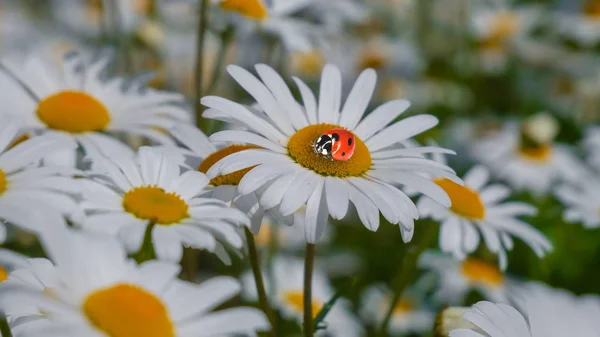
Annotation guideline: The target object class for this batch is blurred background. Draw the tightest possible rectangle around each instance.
[3,0,600,336]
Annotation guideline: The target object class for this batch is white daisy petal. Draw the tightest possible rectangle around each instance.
[152,226,184,263]
[317,64,342,124]
[209,130,287,153]
[339,68,377,130]
[353,99,411,140]
[366,115,439,152]
[292,76,318,124]
[303,180,328,243]
[325,177,350,220]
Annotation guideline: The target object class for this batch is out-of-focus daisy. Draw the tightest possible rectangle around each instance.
[214,0,363,52]
[171,122,293,235]
[553,0,600,47]
[1,230,270,336]
[471,113,586,195]
[360,284,434,335]
[0,50,190,166]
[418,154,551,268]
[471,2,539,72]
[202,63,459,243]
[419,251,512,304]
[242,255,364,336]
[555,175,600,229]
[583,126,600,170]
[80,146,248,263]
[0,249,28,283]
[449,283,600,337]
[0,117,82,241]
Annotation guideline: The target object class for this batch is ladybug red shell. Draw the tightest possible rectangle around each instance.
[313,128,356,161]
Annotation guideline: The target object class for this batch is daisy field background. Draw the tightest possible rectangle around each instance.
[0,0,599,336]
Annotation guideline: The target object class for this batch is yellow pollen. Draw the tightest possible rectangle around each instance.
[288,124,371,177]
[0,267,7,283]
[391,299,413,317]
[122,186,189,224]
[480,12,520,50]
[518,143,553,163]
[8,133,30,150]
[357,49,388,71]
[460,258,504,287]
[291,50,326,77]
[219,0,269,19]
[36,91,111,133]
[283,290,323,318]
[0,170,7,196]
[198,145,261,186]
[585,0,600,18]
[83,283,175,337]
[434,178,486,220]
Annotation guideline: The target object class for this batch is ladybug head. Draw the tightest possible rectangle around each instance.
[314,134,333,156]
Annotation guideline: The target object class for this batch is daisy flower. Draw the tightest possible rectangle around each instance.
[555,174,600,229]
[419,251,512,304]
[214,0,358,52]
[170,122,293,235]
[583,126,600,170]
[553,0,600,47]
[80,146,249,263]
[449,283,600,337]
[1,230,270,337]
[471,1,540,72]
[202,63,459,243]
[470,114,586,195]
[417,158,551,269]
[359,284,434,335]
[0,249,28,283]
[0,50,190,166]
[241,255,364,336]
[0,117,82,241]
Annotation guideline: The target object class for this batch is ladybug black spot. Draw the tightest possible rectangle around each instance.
[348,138,353,146]
[331,133,340,141]
[342,152,346,156]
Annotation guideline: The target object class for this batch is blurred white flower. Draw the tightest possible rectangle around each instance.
[1,230,270,337]
[0,117,82,242]
[202,63,458,243]
[0,51,190,166]
[418,159,551,269]
[552,0,600,47]
[583,126,600,170]
[0,249,28,282]
[450,283,600,337]
[359,284,434,335]
[80,146,248,263]
[471,118,586,195]
[555,174,600,229]
[241,255,363,337]
[419,251,513,304]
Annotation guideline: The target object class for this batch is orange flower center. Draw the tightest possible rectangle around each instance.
[434,178,486,220]
[460,258,504,286]
[36,91,111,133]
[219,0,269,19]
[83,283,175,337]
[0,170,6,196]
[0,267,7,282]
[480,12,520,50]
[122,186,189,224]
[198,145,261,186]
[283,290,323,318]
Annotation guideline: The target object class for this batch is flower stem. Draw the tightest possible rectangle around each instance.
[0,318,12,337]
[132,221,156,264]
[303,243,316,337]
[244,227,277,336]
[377,223,437,336]
[194,0,210,131]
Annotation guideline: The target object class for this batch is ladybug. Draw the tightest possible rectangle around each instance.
[313,128,356,161]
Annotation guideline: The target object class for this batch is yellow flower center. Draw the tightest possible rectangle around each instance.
[291,50,326,77]
[0,267,8,282]
[283,290,323,318]
[8,133,30,150]
[434,178,486,220]
[198,145,261,186]
[518,143,553,163]
[0,170,6,196]
[288,124,371,177]
[357,49,388,71]
[480,12,520,50]
[122,186,189,225]
[391,299,413,317]
[585,0,600,18]
[36,91,111,133]
[460,258,504,287]
[83,283,175,337]
[219,0,269,19]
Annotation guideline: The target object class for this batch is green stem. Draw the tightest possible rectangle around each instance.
[183,248,199,282]
[376,223,437,337]
[303,243,316,337]
[0,318,11,337]
[194,0,210,131]
[132,222,156,264]
[244,228,277,336]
